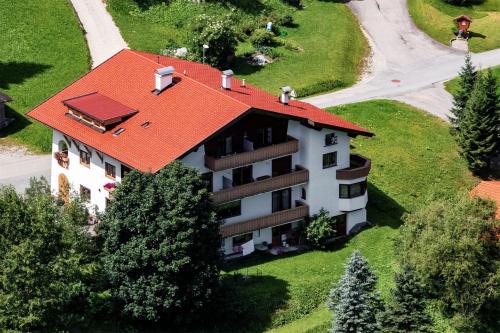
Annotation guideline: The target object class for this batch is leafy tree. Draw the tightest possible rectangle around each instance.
[100,161,221,323]
[450,54,477,128]
[0,178,102,332]
[189,14,238,68]
[379,265,432,333]
[457,70,499,175]
[305,208,336,248]
[329,250,383,333]
[397,196,500,333]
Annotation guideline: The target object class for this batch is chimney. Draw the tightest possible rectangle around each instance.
[221,69,234,90]
[155,66,175,92]
[280,86,292,105]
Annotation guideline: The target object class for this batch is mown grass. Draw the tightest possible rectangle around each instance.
[106,0,367,95]
[0,0,90,152]
[220,100,476,333]
[445,65,500,94]
[408,0,500,52]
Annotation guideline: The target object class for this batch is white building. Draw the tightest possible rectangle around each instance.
[29,49,373,256]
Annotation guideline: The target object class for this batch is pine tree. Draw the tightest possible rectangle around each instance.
[450,54,477,128]
[379,265,432,333]
[457,70,499,175]
[329,250,383,333]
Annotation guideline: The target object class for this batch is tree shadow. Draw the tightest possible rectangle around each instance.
[232,57,266,76]
[207,0,266,14]
[0,61,51,89]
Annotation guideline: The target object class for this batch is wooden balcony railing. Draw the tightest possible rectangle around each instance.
[205,136,299,171]
[336,154,371,180]
[212,167,309,204]
[220,201,309,238]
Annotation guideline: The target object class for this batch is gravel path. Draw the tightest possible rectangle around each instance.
[304,0,500,120]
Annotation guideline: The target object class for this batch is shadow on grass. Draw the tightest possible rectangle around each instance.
[367,183,406,229]
[0,61,51,89]
[469,31,486,39]
[232,57,265,76]
[0,105,33,138]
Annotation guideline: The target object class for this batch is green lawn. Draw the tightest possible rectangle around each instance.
[408,0,500,52]
[106,0,367,95]
[221,100,476,333]
[445,65,500,94]
[0,0,89,152]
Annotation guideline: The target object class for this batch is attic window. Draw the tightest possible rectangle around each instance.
[113,128,125,137]
[141,121,151,128]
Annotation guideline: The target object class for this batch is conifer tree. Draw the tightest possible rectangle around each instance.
[450,54,477,127]
[379,265,432,333]
[457,70,499,174]
[328,251,383,333]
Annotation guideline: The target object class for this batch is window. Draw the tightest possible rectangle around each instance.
[339,180,367,199]
[216,200,241,219]
[217,136,233,157]
[80,185,91,202]
[233,233,252,247]
[201,172,213,192]
[325,133,338,146]
[272,188,291,212]
[233,165,253,186]
[301,188,306,200]
[105,162,116,179]
[256,127,273,148]
[322,152,337,169]
[121,164,131,179]
[79,150,90,167]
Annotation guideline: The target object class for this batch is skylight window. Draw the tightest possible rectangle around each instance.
[141,121,151,128]
[113,128,125,137]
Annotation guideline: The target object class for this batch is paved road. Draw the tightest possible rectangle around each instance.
[0,145,51,192]
[304,0,500,120]
[69,0,127,68]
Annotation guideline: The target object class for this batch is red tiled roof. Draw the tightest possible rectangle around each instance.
[28,49,373,172]
[470,181,500,219]
[63,92,138,125]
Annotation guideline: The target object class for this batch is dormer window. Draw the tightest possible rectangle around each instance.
[63,92,137,133]
[325,133,337,146]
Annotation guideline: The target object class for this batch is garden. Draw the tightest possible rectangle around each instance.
[0,0,90,152]
[106,0,367,96]
[408,0,500,52]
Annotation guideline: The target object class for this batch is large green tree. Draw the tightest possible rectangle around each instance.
[450,54,478,128]
[457,70,499,174]
[397,196,500,333]
[0,179,102,332]
[328,250,383,333]
[100,161,221,323]
[379,265,432,333]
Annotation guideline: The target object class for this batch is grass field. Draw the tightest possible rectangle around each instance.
[445,65,500,94]
[220,100,476,333]
[408,0,500,52]
[106,0,367,95]
[0,0,90,152]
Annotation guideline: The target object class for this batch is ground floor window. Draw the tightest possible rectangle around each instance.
[216,200,241,219]
[339,180,367,199]
[333,214,347,236]
[80,185,91,202]
[232,233,253,253]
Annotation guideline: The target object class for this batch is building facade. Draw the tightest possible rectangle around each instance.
[31,49,373,256]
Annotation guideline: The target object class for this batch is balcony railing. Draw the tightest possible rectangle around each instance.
[212,167,309,204]
[220,201,309,238]
[205,136,299,171]
[336,154,371,180]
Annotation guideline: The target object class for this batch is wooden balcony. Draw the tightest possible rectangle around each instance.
[336,154,371,180]
[212,167,309,204]
[220,201,309,238]
[205,136,299,171]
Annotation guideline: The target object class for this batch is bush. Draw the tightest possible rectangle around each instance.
[259,46,283,59]
[305,208,336,248]
[250,28,277,48]
[295,79,346,97]
[189,14,238,68]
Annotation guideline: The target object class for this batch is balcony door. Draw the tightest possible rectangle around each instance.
[272,188,291,213]
[233,165,253,186]
[272,155,292,177]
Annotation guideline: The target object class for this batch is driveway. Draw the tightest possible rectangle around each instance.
[304,0,500,120]
[69,0,127,68]
[0,145,51,193]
